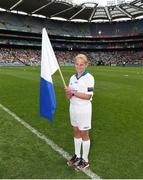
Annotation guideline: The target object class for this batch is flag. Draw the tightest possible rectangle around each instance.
[40,28,59,122]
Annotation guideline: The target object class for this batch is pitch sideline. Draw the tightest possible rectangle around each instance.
[0,103,100,179]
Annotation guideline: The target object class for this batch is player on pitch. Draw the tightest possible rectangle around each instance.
[65,54,95,170]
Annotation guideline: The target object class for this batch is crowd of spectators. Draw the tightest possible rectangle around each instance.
[0,47,143,66]
[0,48,41,66]
[90,50,143,66]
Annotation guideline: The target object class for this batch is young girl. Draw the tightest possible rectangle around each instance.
[65,54,95,170]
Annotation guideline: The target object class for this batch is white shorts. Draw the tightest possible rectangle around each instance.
[69,102,92,131]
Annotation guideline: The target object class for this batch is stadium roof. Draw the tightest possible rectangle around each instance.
[0,0,143,22]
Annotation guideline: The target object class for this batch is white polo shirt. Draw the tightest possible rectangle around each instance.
[69,71,95,105]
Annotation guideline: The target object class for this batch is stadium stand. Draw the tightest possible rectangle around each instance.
[0,48,40,66]
[0,7,143,66]
[0,47,143,66]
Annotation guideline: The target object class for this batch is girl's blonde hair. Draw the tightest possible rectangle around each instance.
[74,54,89,65]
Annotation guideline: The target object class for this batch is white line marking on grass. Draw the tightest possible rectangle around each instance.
[0,103,101,179]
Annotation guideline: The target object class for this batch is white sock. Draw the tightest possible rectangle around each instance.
[74,138,82,158]
[82,140,90,162]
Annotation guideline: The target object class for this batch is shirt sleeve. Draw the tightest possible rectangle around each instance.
[85,75,95,95]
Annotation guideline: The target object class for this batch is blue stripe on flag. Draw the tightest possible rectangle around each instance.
[40,77,56,122]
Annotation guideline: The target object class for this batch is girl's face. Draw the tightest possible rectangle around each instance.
[75,58,87,74]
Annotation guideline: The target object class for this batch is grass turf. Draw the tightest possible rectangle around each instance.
[0,66,143,178]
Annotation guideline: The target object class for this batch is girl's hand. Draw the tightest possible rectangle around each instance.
[64,87,73,99]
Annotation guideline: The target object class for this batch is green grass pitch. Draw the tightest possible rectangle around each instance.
[0,66,143,178]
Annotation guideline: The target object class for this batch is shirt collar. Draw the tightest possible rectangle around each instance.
[75,70,88,80]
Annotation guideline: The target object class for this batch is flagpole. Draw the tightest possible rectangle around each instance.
[58,67,67,88]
